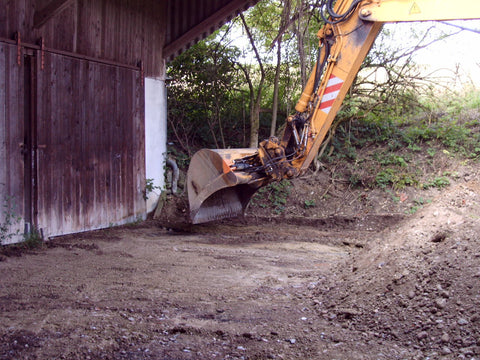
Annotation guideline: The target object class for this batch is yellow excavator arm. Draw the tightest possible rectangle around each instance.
[187,0,480,224]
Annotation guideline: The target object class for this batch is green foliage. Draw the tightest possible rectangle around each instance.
[406,204,420,214]
[471,147,480,160]
[427,148,436,158]
[144,178,162,200]
[251,180,292,214]
[406,197,432,214]
[375,153,409,167]
[348,173,362,188]
[304,199,316,209]
[386,190,400,203]
[401,89,480,157]
[331,88,480,162]
[22,229,44,249]
[375,169,418,190]
[166,0,327,155]
[324,88,479,197]
[403,117,479,157]
[407,144,421,152]
[0,228,44,255]
[375,169,396,189]
[167,146,190,169]
[340,140,357,161]
[167,39,249,153]
[422,176,450,189]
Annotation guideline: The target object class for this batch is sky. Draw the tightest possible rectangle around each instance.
[227,16,480,92]
[385,20,480,89]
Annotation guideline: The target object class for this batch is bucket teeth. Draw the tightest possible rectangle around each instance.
[190,185,255,224]
[187,148,263,224]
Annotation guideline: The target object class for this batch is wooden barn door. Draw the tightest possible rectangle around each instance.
[0,42,27,244]
[35,52,145,238]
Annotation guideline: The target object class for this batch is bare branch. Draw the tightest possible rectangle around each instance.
[239,13,265,78]
[440,21,480,35]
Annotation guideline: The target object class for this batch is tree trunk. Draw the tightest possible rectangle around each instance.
[271,0,291,137]
[295,0,308,87]
[271,42,282,137]
[240,13,265,148]
[250,101,261,147]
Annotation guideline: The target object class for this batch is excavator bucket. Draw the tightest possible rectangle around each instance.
[187,148,264,224]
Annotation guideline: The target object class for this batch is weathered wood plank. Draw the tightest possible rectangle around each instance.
[0,45,8,195]
[0,0,259,239]
[1,0,256,77]
[0,42,25,242]
[35,51,145,237]
[34,0,75,28]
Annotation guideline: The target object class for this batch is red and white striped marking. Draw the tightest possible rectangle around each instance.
[319,75,344,114]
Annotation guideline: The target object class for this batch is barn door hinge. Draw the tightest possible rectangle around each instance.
[15,32,22,66]
[39,37,46,70]
[138,60,144,87]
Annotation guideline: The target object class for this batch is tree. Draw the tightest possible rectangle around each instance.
[167,39,247,155]
[270,0,292,136]
[315,23,463,161]
[238,12,266,148]
[167,2,464,166]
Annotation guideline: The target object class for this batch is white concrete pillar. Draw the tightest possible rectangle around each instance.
[145,77,167,213]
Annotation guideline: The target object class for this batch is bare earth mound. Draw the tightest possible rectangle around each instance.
[315,179,480,359]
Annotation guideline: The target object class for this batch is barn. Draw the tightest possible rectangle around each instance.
[0,0,259,243]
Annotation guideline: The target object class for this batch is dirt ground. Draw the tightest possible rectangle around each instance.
[1,164,479,359]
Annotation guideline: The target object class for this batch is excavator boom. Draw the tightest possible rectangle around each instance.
[187,0,480,224]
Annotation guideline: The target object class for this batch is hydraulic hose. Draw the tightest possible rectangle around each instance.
[319,0,363,24]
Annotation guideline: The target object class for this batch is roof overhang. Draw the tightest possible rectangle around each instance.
[164,0,261,60]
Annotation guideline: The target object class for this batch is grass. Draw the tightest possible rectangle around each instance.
[325,88,480,194]
[22,229,44,249]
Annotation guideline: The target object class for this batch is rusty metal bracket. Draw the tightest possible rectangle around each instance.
[40,37,45,70]
[15,32,22,66]
[138,60,144,87]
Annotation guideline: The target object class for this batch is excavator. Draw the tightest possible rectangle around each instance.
[187,0,480,224]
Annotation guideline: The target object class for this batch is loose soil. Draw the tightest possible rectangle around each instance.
[1,161,479,359]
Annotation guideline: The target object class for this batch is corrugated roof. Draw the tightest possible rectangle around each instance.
[164,0,261,60]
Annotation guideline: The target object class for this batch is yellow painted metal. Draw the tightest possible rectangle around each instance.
[295,64,318,113]
[187,148,265,224]
[360,0,480,22]
[295,2,384,173]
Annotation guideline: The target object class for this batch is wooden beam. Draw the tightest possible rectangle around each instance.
[163,0,258,60]
[34,0,75,29]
